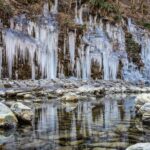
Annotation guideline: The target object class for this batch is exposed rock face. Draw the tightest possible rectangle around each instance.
[11,102,33,124]
[126,143,150,150]
[0,102,18,128]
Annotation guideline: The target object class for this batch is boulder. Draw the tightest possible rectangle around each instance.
[61,93,79,102]
[24,94,33,99]
[0,102,18,128]
[77,85,105,96]
[138,103,150,122]
[135,94,150,109]
[11,102,33,124]
[126,143,150,150]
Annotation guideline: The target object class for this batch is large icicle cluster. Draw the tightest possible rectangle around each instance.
[73,16,126,80]
[2,1,150,82]
[3,6,58,79]
[127,18,150,81]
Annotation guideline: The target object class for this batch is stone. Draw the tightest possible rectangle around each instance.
[0,91,5,97]
[47,93,57,99]
[135,94,150,109]
[6,90,16,97]
[24,94,33,99]
[137,103,150,122]
[61,93,79,102]
[11,102,33,123]
[0,102,18,128]
[88,142,128,149]
[126,143,150,150]
[17,92,30,98]
[77,85,105,96]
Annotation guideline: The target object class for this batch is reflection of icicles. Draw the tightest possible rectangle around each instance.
[79,102,93,136]
[104,99,119,128]
[70,113,77,140]
[38,103,59,135]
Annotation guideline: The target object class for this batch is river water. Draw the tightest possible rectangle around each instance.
[0,94,149,150]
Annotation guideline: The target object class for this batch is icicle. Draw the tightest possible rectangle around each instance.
[0,47,2,78]
[76,58,81,78]
[43,2,49,17]
[127,18,150,81]
[69,31,76,70]
[75,1,83,25]
[78,6,83,25]
[51,0,58,13]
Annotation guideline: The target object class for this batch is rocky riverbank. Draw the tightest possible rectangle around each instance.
[0,79,149,125]
[0,79,150,100]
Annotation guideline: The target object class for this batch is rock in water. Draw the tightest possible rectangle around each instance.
[11,102,33,124]
[126,143,150,150]
[0,102,18,128]
[135,94,150,109]
[139,103,150,123]
[61,93,79,102]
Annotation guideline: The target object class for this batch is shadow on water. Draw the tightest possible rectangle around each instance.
[0,94,150,150]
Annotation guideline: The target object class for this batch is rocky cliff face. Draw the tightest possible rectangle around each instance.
[0,0,150,83]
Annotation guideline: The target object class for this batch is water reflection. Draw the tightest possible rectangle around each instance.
[1,95,149,150]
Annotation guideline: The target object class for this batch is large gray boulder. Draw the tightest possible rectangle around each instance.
[11,102,33,124]
[126,143,150,150]
[135,94,150,109]
[138,103,150,122]
[0,102,18,128]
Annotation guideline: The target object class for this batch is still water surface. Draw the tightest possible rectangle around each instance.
[1,95,150,150]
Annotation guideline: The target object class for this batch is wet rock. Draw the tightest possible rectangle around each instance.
[138,103,150,122]
[0,83,4,89]
[33,99,43,103]
[6,90,16,97]
[0,102,18,128]
[0,91,5,97]
[47,93,57,99]
[69,140,84,146]
[88,142,128,149]
[126,143,150,150]
[61,93,79,102]
[35,91,47,97]
[16,92,30,98]
[11,102,33,124]
[56,88,73,96]
[0,129,15,144]
[135,94,150,109]
[77,85,105,96]
[24,94,33,99]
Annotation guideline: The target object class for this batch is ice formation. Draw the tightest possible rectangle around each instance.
[127,18,150,81]
[3,8,58,79]
[1,2,150,82]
